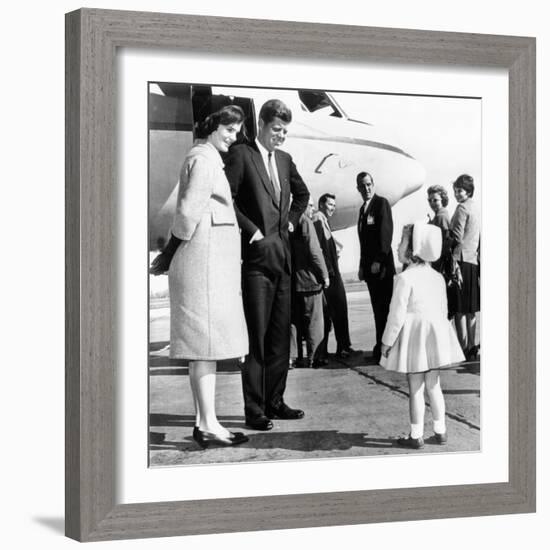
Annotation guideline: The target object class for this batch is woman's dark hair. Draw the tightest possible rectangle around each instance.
[259,99,292,124]
[427,184,449,207]
[452,174,475,198]
[196,105,246,139]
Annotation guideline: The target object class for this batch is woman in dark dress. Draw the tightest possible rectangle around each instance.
[427,185,456,318]
[427,185,451,270]
[449,174,481,360]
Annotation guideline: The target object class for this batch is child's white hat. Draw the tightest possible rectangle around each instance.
[412,222,442,262]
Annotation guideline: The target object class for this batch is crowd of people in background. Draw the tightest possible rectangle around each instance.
[150,97,481,450]
[290,172,480,371]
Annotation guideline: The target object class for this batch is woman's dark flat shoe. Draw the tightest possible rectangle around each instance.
[193,428,249,449]
[466,345,479,361]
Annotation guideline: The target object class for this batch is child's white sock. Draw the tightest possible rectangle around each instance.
[433,419,446,434]
[410,423,424,439]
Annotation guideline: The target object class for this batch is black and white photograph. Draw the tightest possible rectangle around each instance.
[5,0,543,547]
[147,82,481,466]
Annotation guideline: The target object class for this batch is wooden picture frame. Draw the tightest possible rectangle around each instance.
[65,8,536,542]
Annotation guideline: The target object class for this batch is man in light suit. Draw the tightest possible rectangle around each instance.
[356,171,396,363]
[226,99,310,431]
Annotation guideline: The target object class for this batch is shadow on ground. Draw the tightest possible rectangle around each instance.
[33,517,65,534]
[444,389,480,396]
[150,413,245,429]
[150,430,398,454]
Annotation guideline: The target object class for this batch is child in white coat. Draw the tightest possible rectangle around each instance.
[380,222,465,448]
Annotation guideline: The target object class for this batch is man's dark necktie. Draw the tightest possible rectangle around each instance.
[267,152,281,204]
[359,204,365,232]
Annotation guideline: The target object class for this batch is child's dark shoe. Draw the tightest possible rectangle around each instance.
[434,432,448,444]
[397,435,424,449]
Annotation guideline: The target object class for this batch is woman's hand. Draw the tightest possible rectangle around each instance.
[381,343,391,358]
[149,233,184,275]
[452,260,463,289]
[149,252,171,275]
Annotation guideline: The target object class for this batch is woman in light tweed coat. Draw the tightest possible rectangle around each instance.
[151,105,249,449]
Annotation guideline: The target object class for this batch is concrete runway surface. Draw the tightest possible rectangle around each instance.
[149,284,480,467]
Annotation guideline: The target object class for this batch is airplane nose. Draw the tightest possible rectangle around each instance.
[397,157,426,203]
[312,153,426,232]
[373,155,426,207]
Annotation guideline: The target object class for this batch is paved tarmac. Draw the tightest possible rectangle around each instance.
[149,286,480,467]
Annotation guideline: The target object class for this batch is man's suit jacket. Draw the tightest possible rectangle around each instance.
[291,214,328,293]
[312,211,339,278]
[357,193,396,276]
[225,142,310,275]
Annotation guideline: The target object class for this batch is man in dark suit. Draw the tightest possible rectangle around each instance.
[225,99,310,431]
[356,171,396,362]
[313,193,354,361]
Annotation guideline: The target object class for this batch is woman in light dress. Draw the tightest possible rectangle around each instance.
[380,222,465,449]
[151,105,249,449]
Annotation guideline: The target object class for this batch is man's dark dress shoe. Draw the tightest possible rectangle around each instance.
[192,428,249,449]
[336,347,356,359]
[245,415,274,431]
[265,402,305,420]
[312,358,328,368]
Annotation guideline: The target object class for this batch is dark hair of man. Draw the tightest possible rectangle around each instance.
[356,171,374,186]
[453,173,475,198]
[259,99,292,124]
[318,193,336,209]
[196,104,246,139]
[427,184,449,207]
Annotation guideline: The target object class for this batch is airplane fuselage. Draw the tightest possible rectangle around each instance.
[148,87,425,249]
